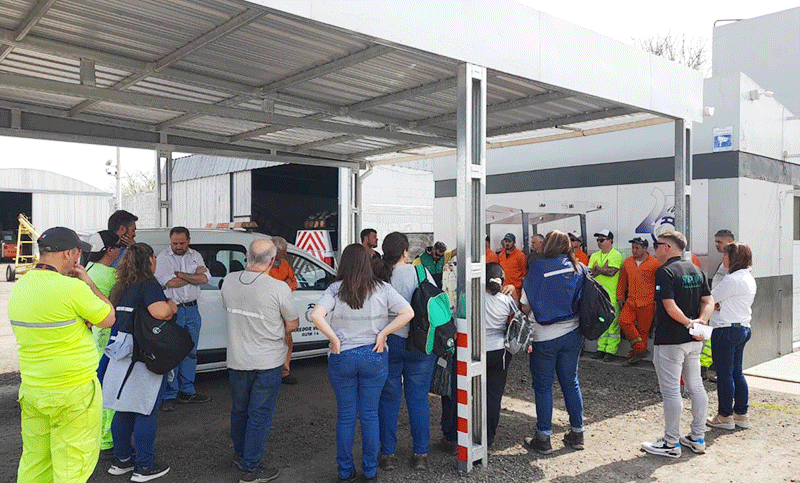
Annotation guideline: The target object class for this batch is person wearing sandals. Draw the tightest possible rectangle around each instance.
[311,244,414,483]
[484,262,518,448]
[707,243,756,431]
[520,230,585,454]
[373,232,437,471]
[104,243,178,481]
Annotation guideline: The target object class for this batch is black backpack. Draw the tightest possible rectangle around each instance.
[407,265,456,357]
[578,267,616,340]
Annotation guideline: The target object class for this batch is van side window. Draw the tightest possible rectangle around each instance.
[190,244,247,290]
[285,252,334,291]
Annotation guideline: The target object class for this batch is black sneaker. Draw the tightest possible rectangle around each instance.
[338,470,357,482]
[108,457,135,475]
[177,392,211,404]
[524,434,552,455]
[130,463,170,482]
[563,430,585,450]
[239,466,279,483]
[160,399,176,412]
[591,351,605,360]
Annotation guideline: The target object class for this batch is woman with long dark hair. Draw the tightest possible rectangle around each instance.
[707,242,756,430]
[310,244,414,483]
[376,232,436,471]
[521,230,585,454]
[103,243,177,482]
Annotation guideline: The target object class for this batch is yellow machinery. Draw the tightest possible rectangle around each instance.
[5,214,39,282]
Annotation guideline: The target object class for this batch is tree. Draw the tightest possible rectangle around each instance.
[633,32,709,76]
[107,169,156,195]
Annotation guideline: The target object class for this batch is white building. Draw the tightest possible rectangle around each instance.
[0,168,111,235]
[431,7,800,367]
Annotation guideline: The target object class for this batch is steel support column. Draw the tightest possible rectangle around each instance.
[674,120,692,252]
[338,167,360,255]
[157,149,173,227]
[455,63,487,472]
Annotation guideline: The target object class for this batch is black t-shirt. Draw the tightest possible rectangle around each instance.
[653,257,711,345]
[115,279,168,333]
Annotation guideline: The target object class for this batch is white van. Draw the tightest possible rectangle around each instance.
[132,229,336,372]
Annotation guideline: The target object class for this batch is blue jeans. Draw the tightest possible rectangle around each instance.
[711,325,751,416]
[328,345,388,479]
[378,335,436,456]
[529,329,584,435]
[229,367,282,472]
[164,305,201,399]
[111,375,167,468]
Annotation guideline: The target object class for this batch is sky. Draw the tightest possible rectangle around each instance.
[0,0,797,191]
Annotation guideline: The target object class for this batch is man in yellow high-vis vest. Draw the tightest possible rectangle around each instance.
[8,227,115,483]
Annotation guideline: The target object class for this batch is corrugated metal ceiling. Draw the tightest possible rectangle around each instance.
[0,0,666,166]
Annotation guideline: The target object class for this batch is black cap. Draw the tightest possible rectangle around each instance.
[38,227,92,253]
[503,233,516,242]
[629,237,649,248]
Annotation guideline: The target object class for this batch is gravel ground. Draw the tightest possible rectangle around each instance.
[1,352,798,483]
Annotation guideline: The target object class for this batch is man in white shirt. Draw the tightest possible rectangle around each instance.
[155,227,210,410]
[222,238,299,483]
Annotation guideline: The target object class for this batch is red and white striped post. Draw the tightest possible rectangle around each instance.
[455,62,487,472]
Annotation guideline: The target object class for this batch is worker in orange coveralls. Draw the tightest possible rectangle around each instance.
[617,237,662,366]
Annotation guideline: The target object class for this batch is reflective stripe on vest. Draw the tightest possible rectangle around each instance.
[10,319,77,328]
[116,306,134,312]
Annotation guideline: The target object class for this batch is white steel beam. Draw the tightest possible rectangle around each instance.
[67,8,266,116]
[0,98,354,162]
[0,0,58,63]
[487,106,635,137]
[674,119,692,249]
[455,63,487,473]
[0,73,456,147]
[259,44,393,96]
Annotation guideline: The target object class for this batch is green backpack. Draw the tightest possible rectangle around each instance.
[407,265,456,357]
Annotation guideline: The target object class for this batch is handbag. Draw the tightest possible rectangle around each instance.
[429,355,453,397]
[504,310,534,354]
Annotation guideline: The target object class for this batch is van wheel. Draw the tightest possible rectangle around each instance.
[6,265,15,282]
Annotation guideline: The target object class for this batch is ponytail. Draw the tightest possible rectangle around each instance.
[486,262,505,295]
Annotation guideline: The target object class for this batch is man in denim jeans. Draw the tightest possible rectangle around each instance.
[222,238,299,483]
[641,231,714,459]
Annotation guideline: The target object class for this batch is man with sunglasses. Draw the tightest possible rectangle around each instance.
[588,230,623,361]
[641,231,712,458]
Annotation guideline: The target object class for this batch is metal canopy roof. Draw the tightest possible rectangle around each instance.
[0,0,703,169]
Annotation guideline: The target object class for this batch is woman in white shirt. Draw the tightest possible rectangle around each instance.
[484,262,518,448]
[706,243,756,431]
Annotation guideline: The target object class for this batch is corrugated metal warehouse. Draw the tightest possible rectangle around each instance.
[0,168,110,236]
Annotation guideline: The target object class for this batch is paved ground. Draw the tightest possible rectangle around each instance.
[1,271,800,482]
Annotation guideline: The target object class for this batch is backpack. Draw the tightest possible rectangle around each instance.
[504,310,534,354]
[407,265,456,357]
[578,266,616,340]
[131,304,194,375]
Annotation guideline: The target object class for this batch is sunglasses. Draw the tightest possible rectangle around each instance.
[653,241,671,249]
[596,238,608,243]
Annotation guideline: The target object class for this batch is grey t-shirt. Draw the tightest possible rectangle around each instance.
[317,280,409,352]
[222,270,298,371]
[389,264,435,339]
[485,292,517,351]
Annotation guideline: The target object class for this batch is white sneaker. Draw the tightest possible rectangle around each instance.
[706,413,735,430]
[641,438,681,458]
[733,413,750,429]
[679,435,706,454]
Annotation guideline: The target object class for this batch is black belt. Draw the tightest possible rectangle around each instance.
[177,300,197,308]
[729,323,742,328]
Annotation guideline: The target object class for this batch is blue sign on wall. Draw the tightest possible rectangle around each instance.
[713,126,733,152]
